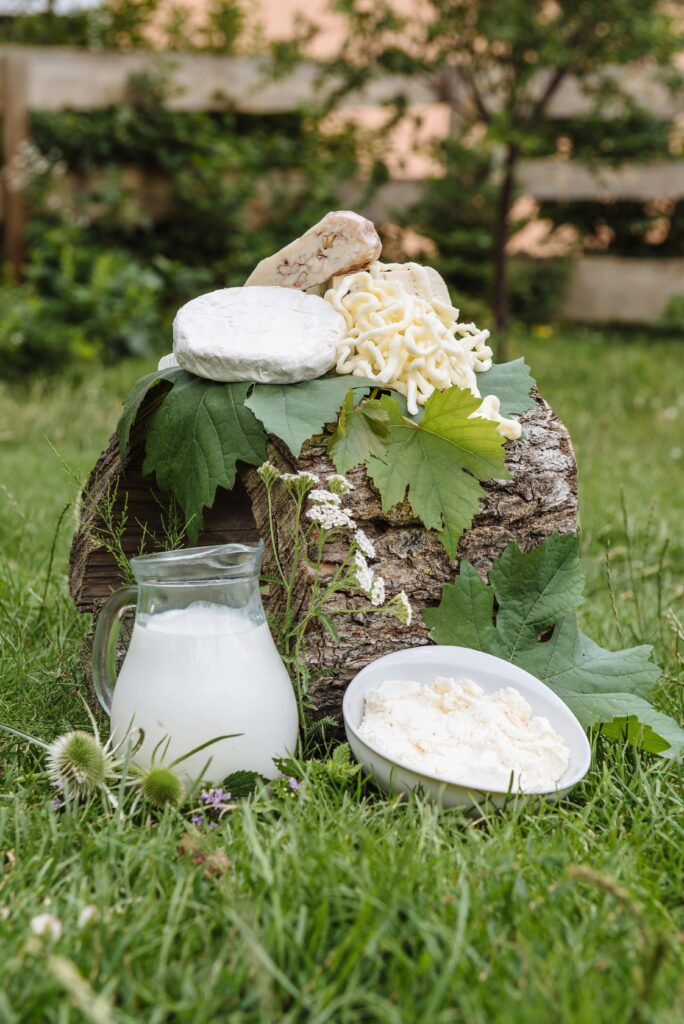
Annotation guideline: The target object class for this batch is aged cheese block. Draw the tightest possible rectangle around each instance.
[245,210,382,291]
[173,286,346,384]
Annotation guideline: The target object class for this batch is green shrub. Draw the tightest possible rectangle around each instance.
[0,226,167,377]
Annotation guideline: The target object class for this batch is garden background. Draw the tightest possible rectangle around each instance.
[0,2,683,1021]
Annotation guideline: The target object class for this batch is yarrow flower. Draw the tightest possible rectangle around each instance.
[387,590,413,625]
[257,461,280,487]
[353,551,375,595]
[280,471,320,497]
[370,577,386,607]
[308,488,341,506]
[354,529,376,559]
[327,475,353,496]
[306,504,356,530]
[30,913,62,941]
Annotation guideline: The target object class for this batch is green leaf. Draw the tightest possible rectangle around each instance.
[422,533,679,757]
[476,358,536,417]
[595,703,684,759]
[422,560,507,658]
[366,388,510,557]
[220,769,264,798]
[143,377,267,543]
[116,366,186,457]
[517,616,660,698]
[328,392,389,473]
[245,376,375,458]
[490,532,585,659]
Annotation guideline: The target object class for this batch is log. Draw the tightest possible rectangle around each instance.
[69,389,578,720]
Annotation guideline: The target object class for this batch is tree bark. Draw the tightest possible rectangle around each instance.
[70,389,578,722]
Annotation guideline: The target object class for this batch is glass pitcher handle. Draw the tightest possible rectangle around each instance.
[92,587,137,714]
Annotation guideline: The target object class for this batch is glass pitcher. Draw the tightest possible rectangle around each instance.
[92,541,298,782]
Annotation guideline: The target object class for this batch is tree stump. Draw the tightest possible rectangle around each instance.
[69,389,578,720]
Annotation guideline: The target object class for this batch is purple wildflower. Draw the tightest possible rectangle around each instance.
[201,788,231,808]
[191,814,205,827]
[50,795,64,811]
[288,777,303,791]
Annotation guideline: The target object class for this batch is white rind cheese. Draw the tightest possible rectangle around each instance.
[157,352,179,370]
[172,287,346,384]
[245,211,382,292]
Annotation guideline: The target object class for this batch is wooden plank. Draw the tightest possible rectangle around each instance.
[561,256,684,323]
[1,52,29,279]
[1,46,680,118]
[519,159,684,201]
[2,161,683,224]
[0,46,437,113]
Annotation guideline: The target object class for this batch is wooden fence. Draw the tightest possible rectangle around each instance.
[2,45,683,322]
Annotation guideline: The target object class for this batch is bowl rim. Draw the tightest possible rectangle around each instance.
[342,644,592,797]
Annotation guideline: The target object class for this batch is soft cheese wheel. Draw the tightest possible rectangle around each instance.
[173,287,345,384]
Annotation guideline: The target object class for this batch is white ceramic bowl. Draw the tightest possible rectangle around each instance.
[343,645,592,809]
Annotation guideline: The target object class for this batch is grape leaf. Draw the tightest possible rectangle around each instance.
[365,388,510,557]
[476,358,536,416]
[245,376,376,458]
[143,377,267,543]
[422,533,682,757]
[116,365,186,456]
[517,615,659,699]
[489,532,585,659]
[328,392,389,473]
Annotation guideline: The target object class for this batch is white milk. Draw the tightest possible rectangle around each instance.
[110,601,298,782]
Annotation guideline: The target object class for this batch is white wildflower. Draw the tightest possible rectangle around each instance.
[280,471,320,498]
[353,551,375,595]
[30,913,62,941]
[391,591,413,625]
[327,474,353,496]
[354,529,376,559]
[370,577,386,607]
[281,472,319,485]
[306,504,356,530]
[257,461,280,486]
[78,906,97,929]
[308,488,341,506]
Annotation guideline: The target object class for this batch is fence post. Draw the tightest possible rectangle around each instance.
[1,52,29,281]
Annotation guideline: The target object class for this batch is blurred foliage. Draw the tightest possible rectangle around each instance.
[406,139,571,323]
[0,1,681,374]
[0,0,248,51]
[327,0,681,347]
[0,5,368,377]
[658,293,684,334]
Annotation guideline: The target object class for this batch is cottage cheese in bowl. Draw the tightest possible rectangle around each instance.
[357,676,570,793]
[343,645,591,807]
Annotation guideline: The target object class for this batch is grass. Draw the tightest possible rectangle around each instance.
[1,327,683,1022]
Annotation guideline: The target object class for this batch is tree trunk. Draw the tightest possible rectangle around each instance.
[70,388,578,722]
[492,142,518,362]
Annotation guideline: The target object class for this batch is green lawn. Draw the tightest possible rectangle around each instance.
[1,328,683,1022]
